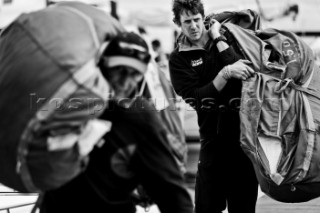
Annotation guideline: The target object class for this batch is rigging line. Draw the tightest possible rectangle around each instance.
[254,0,272,21]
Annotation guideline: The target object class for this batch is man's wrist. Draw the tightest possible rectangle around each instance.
[213,67,229,91]
[213,35,227,45]
[220,65,231,80]
[212,32,221,39]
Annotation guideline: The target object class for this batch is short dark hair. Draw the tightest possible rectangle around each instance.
[172,0,205,26]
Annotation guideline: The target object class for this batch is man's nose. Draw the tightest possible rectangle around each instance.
[190,21,197,29]
[125,78,138,89]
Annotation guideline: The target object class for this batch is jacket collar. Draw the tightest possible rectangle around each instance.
[177,32,211,52]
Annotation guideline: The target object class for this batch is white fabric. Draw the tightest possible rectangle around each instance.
[106,56,148,73]
[47,119,112,155]
[258,134,282,182]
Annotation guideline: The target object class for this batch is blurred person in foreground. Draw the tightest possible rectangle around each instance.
[39,32,193,213]
[169,0,258,213]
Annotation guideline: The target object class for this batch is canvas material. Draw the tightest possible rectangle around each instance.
[0,2,124,192]
[224,23,320,202]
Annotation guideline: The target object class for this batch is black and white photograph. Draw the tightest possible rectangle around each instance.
[1,0,320,212]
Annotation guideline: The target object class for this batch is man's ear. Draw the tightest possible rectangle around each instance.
[172,18,181,27]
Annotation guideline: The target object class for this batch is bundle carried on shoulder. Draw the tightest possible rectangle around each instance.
[0,2,124,192]
[224,22,320,202]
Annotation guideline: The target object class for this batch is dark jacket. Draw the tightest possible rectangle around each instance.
[169,29,243,141]
[40,98,193,213]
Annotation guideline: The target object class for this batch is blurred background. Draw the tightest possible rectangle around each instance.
[2,0,320,56]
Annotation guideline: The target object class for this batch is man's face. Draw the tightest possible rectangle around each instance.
[105,66,144,100]
[179,10,205,42]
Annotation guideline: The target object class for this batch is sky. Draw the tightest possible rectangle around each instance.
[1,0,320,52]
[2,0,320,28]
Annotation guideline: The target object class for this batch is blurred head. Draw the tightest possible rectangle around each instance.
[172,0,206,42]
[99,32,151,100]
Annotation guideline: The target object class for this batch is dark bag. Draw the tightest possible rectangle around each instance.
[204,9,262,31]
[0,2,124,192]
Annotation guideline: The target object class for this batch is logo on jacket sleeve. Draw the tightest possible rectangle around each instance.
[191,58,203,67]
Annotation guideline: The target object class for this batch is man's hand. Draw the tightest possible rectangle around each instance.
[214,59,255,91]
[227,59,255,81]
[208,19,221,39]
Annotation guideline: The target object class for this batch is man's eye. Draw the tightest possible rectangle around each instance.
[132,72,142,78]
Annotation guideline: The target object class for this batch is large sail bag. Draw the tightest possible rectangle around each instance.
[225,23,320,202]
[0,2,124,192]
